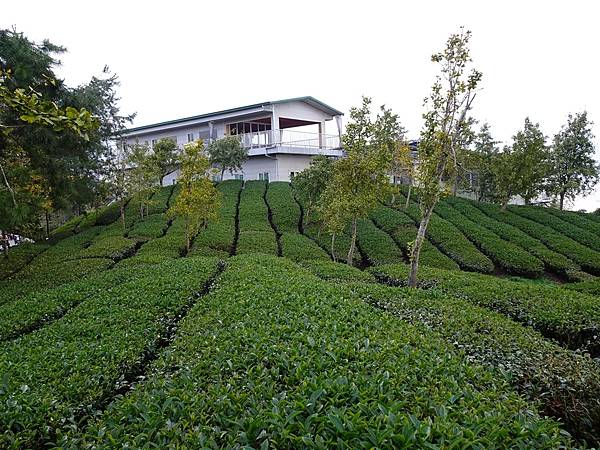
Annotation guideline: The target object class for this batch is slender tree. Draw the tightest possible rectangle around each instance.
[408,29,482,287]
[150,138,179,185]
[291,155,333,225]
[128,143,161,218]
[546,112,598,209]
[168,140,220,253]
[207,135,247,181]
[319,97,400,265]
[468,123,499,202]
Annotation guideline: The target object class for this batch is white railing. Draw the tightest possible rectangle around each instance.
[232,130,341,150]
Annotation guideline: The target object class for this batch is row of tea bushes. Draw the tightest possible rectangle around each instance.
[511,205,600,253]
[345,281,600,445]
[446,197,580,278]
[369,205,460,271]
[434,202,544,278]
[192,180,242,257]
[0,257,220,449]
[396,197,495,273]
[266,182,330,261]
[356,218,404,265]
[474,201,600,276]
[58,254,571,449]
[370,263,600,357]
[0,242,49,280]
[545,207,600,237]
[237,181,278,256]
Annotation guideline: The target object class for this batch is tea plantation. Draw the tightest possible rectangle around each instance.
[1,180,600,448]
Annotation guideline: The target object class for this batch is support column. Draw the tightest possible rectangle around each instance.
[318,121,326,149]
[271,106,280,146]
[335,115,343,148]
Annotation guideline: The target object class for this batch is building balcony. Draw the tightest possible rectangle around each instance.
[232,129,343,156]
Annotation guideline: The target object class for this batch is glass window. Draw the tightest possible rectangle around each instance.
[234,174,244,180]
[187,133,194,142]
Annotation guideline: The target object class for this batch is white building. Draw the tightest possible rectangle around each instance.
[122,96,344,184]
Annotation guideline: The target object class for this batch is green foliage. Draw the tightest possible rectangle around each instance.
[279,233,329,261]
[356,218,404,265]
[371,263,600,357]
[236,230,278,256]
[565,278,600,297]
[0,257,219,448]
[465,123,499,201]
[349,281,600,445]
[291,155,333,224]
[150,138,179,183]
[128,213,169,239]
[238,180,271,232]
[546,112,599,209]
[207,135,247,179]
[267,181,300,233]
[168,140,220,253]
[59,255,570,449]
[298,259,376,283]
[446,196,580,277]
[79,235,140,260]
[0,242,48,279]
[434,202,544,277]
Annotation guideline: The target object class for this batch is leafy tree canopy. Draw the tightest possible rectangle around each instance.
[207,136,247,180]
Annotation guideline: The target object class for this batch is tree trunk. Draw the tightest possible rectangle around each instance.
[1,230,9,258]
[45,211,50,239]
[408,204,434,287]
[221,167,225,182]
[331,233,336,262]
[347,218,357,266]
[500,200,508,211]
[120,199,126,233]
[452,177,458,196]
[391,192,396,206]
[559,191,565,210]
[185,216,191,254]
[405,184,412,209]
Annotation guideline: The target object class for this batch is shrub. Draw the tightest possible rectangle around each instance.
[348,281,600,445]
[474,201,600,276]
[146,185,176,215]
[279,233,329,262]
[370,263,600,357]
[564,278,600,296]
[356,219,404,265]
[128,214,169,239]
[59,254,570,449]
[434,202,544,278]
[0,257,220,448]
[236,231,278,256]
[545,207,600,238]
[303,222,361,265]
[298,259,376,283]
[446,196,580,277]
[238,180,271,232]
[0,243,49,280]
[266,181,301,233]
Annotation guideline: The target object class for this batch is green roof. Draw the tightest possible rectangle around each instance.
[124,96,343,134]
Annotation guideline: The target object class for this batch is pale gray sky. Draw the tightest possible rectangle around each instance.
[4,0,600,210]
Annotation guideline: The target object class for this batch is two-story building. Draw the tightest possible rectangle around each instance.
[122,96,344,185]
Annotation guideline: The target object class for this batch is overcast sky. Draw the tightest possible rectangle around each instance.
[4,0,600,210]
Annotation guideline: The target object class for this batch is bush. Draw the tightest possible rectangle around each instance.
[94,201,122,226]
[303,222,361,265]
[79,235,141,260]
[370,263,600,357]
[59,254,570,449]
[545,207,600,237]
[511,205,600,253]
[279,233,329,262]
[0,257,220,448]
[146,185,176,215]
[446,196,580,277]
[236,231,278,256]
[356,219,404,265]
[564,278,600,296]
[266,181,301,233]
[0,243,49,280]
[128,214,169,239]
[347,281,600,445]
[238,180,271,232]
[434,202,544,278]
[474,201,600,276]
[298,259,376,283]
[370,205,460,271]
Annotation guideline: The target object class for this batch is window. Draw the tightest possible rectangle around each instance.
[187,133,194,143]
[234,174,244,180]
[151,139,157,147]
[258,172,269,182]
[290,171,296,179]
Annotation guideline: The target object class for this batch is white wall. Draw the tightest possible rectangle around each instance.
[275,154,312,182]
[222,156,278,181]
[274,100,332,123]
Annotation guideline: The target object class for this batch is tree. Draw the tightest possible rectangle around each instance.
[546,112,598,210]
[150,138,179,185]
[389,140,414,207]
[291,155,333,224]
[319,97,400,265]
[408,29,482,287]
[207,135,247,181]
[128,143,161,218]
[465,123,499,202]
[168,140,220,253]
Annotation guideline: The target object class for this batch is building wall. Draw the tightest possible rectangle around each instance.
[274,154,312,182]
[274,101,332,123]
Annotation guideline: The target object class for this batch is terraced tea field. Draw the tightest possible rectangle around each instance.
[1,180,599,448]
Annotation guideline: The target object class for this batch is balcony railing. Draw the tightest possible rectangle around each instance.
[231,129,341,150]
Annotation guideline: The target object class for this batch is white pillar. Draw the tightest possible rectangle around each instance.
[318,121,326,149]
[208,121,214,144]
[335,115,343,148]
[271,106,280,146]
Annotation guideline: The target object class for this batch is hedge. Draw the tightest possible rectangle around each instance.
[279,233,330,262]
[94,201,122,226]
[434,201,544,278]
[0,243,49,280]
[192,180,241,255]
[298,259,376,283]
[474,201,600,276]
[348,281,600,444]
[266,181,301,233]
[236,230,278,256]
[59,254,570,448]
[446,196,580,277]
[146,184,175,215]
[356,218,404,265]
[303,222,361,265]
[370,263,600,357]
[396,197,494,273]
[564,278,600,297]
[511,205,600,253]
[238,180,272,232]
[0,257,220,448]
[545,207,600,238]
[370,205,460,271]
[50,214,82,239]
[128,213,169,239]
[78,235,142,260]
[135,218,187,260]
